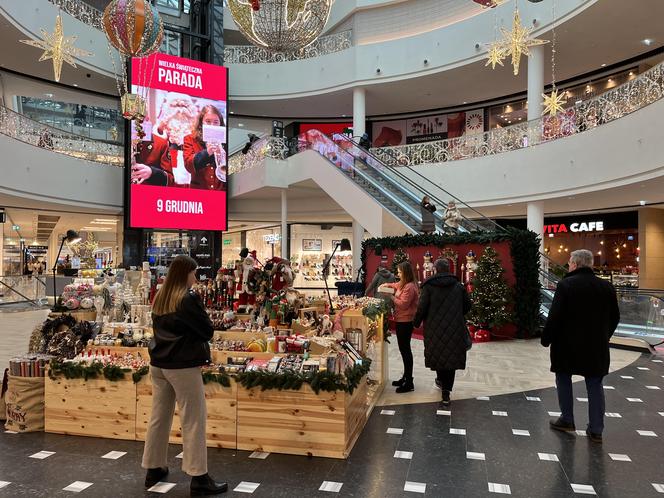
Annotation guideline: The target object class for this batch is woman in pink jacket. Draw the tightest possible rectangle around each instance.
[384,261,420,393]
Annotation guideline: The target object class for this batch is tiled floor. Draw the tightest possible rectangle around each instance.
[1,353,662,497]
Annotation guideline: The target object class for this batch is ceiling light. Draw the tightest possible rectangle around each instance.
[601,63,606,67]
[629,71,634,76]
[238,123,245,127]
[598,251,602,255]
[462,101,467,104]
[230,111,235,114]
[639,200,647,205]
[73,84,78,87]
[608,78,613,82]
[600,241,604,245]
[643,38,653,46]
[548,233,554,238]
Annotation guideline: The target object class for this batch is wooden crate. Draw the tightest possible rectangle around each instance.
[44,374,136,440]
[236,381,370,459]
[135,375,236,449]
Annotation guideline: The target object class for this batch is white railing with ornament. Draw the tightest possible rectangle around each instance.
[0,105,123,166]
[224,30,353,64]
[47,0,105,30]
[228,136,290,175]
[370,62,664,166]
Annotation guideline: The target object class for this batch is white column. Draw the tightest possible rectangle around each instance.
[352,220,364,281]
[280,189,288,259]
[353,87,366,137]
[527,201,545,256]
[527,44,545,121]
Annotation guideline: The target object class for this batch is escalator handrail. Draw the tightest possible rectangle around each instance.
[334,134,488,230]
[344,135,505,230]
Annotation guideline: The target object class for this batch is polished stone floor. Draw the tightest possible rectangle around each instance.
[1,353,663,497]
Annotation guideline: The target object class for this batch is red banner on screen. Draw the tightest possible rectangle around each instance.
[128,53,228,231]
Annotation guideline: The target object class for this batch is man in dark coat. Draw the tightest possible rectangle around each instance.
[542,249,620,443]
[413,258,471,406]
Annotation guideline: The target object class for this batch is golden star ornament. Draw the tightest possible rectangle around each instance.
[20,14,92,82]
[499,9,548,76]
[542,88,568,117]
[485,43,506,69]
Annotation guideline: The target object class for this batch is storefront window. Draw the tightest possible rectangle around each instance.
[246,227,282,266]
[289,224,356,290]
[221,232,243,268]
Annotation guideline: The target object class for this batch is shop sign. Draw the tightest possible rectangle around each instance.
[223,239,232,246]
[263,234,281,244]
[544,221,604,234]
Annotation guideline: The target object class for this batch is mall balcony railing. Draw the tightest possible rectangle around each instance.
[0,105,123,166]
[370,60,664,166]
[224,30,353,64]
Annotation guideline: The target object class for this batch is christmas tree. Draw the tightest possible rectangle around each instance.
[391,247,410,273]
[468,246,512,329]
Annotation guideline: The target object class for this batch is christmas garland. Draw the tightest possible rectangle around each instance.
[48,359,131,382]
[361,300,390,321]
[361,228,541,338]
[132,365,150,383]
[202,370,232,387]
[236,359,371,394]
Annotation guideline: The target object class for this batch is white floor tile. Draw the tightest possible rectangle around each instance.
[101,451,126,460]
[652,483,664,493]
[394,451,413,460]
[512,429,530,436]
[319,481,343,493]
[526,396,541,402]
[436,410,451,416]
[492,411,508,417]
[147,482,176,494]
[0,482,10,490]
[488,482,511,494]
[29,451,55,459]
[538,453,559,462]
[606,413,622,418]
[175,452,183,459]
[476,396,490,401]
[646,385,661,390]
[626,398,643,402]
[571,483,596,495]
[62,481,93,493]
[249,451,270,459]
[234,482,260,494]
[603,385,615,390]
[386,428,404,435]
[380,409,396,416]
[575,430,588,437]
[467,451,486,460]
[548,411,561,417]
[404,481,427,494]
[637,367,650,370]
[576,397,588,402]
[637,430,658,437]
[652,359,663,363]
[608,453,631,462]
[620,375,634,379]
[449,428,466,435]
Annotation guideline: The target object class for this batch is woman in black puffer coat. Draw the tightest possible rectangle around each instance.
[413,258,471,406]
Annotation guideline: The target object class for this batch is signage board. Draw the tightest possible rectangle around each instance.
[127,53,228,231]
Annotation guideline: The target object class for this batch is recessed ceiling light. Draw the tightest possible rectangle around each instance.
[238,123,244,127]
[73,84,78,87]
[639,200,647,205]
[643,38,653,46]
[462,101,467,104]
[230,111,234,114]
[601,63,606,67]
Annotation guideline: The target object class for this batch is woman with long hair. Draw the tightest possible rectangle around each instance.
[383,261,420,393]
[183,104,227,191]
[141,255,227,495]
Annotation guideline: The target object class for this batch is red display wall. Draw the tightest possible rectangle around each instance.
[364,241,518,338]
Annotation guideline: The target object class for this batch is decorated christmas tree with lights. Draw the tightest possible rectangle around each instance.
[468,247,512,329]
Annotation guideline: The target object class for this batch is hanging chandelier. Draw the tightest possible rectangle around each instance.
[228,0,333,53]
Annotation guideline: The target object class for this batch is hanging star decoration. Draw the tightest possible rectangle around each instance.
[20,14,92,82]
[542,88,567,117]
[486,8,548,76]
[485,44,506,69]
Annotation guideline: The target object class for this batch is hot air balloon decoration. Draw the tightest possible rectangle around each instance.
[102,0,164,121]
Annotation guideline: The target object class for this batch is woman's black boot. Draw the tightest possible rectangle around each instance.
[391,376,405,387]
[395,378,414,393]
